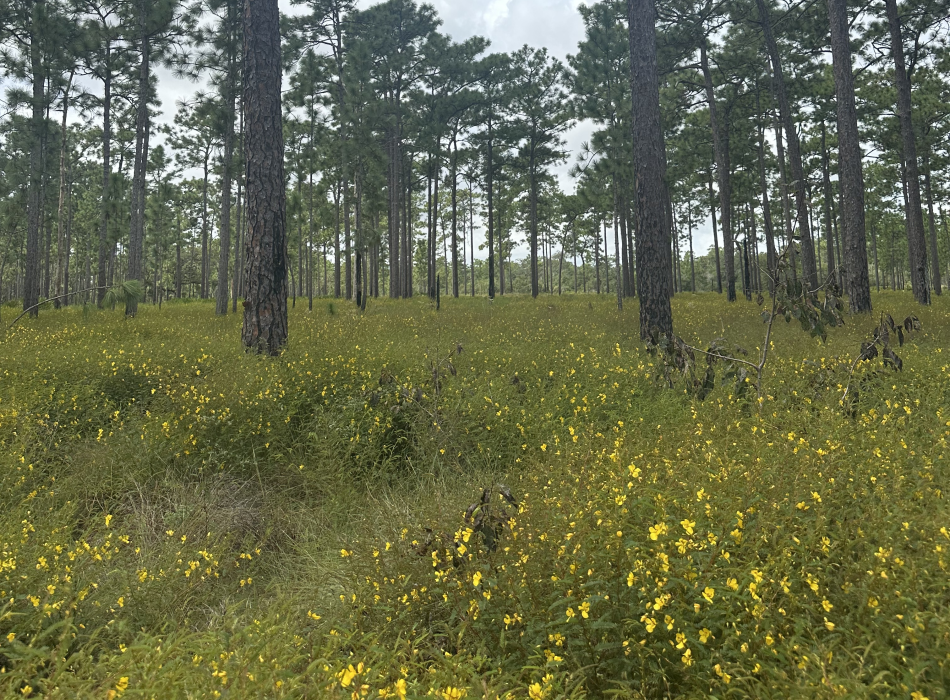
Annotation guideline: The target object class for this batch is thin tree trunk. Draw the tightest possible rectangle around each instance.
[613,208,622,309]
[773,114,797,282]
[199,157,210,298]
[127,7,150,317]
[63,164,74,303]
[24,0,47,317]
[233,105,244,309]
[215,30,237,315]
[707,169,722,293]
[687,198,695,292]
[701,41,734,301]
[470,186,476,296]
[333,180,341,297]
[922,151,941,295]
[756,108,777,290]
[869,214,880,292]
[828,0,871,310]
[451,134,459,297]
[618,178,631,296]
[529,151,539,298]
[176,214,182,297]
[54,69,74,307]
[885,0,929,304]
[498,200,505,295]
[820,121,837,287]
[756,0,818,291]
[343,178,353,299]
[487,121,495,298]
[97,42,112,307]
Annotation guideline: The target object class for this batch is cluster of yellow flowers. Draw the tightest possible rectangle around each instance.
[1,295,947,696]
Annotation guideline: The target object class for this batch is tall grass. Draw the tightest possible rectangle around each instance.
[0,292,947,698]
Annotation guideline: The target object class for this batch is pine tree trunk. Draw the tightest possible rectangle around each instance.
[97,43,112,307]
[529,150,539,298]
[700,42,734,301]
[127,7,150,317]
[333,180,341,297]
[820,122,837,288]
[241,0,288,354]
[617,181,630,296]
[176,215,182,298]
[215,26,237,315]
[63,168,74,303]
[884,0,929,304]
[707,169,722,293]
[756,115,777,289]
[451,134,459,297]
[498,205,505,295]
[627,0,673,337]
[828,0,872,310]
[756,0,818,290]
[922,151,941,295]
[54,70,74,307]
[773,115,797,283]
[487,120,495,299]
[233,97,244,309]
[24,0,46,317]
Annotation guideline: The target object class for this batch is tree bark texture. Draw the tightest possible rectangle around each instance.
[820,122,837,287]
[827,0,872,311]
[216,87,236,314]
[884,0,929,304]
[755,0,818,291]
[700,41,735,301]
[627,0,673,338]
[127,3,150,317]
[54,70,74,307]
[755,118,777,289]
[242,0,288,354]
[97,41,112,307]
[922,154,940,295]
[24,0,46,317]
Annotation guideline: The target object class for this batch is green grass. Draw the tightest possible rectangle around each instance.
[0,292,948,699]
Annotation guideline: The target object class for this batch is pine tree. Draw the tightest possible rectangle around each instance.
[827,0,871,311]
[627,0,673,336]
[241,0,287,353]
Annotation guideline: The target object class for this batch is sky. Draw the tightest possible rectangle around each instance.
[152,0,716,260]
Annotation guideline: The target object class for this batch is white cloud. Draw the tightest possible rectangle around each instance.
[482,0,512,32]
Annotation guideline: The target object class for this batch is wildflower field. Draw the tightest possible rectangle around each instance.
[0,293,948,699]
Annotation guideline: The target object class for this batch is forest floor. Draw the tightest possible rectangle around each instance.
[0,292,948,699]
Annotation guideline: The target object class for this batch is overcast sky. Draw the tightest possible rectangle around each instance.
[150,0,716,260]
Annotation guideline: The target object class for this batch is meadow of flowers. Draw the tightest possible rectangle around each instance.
[0,292,947,698]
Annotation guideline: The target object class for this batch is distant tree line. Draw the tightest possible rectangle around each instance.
[1,0,948,332]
